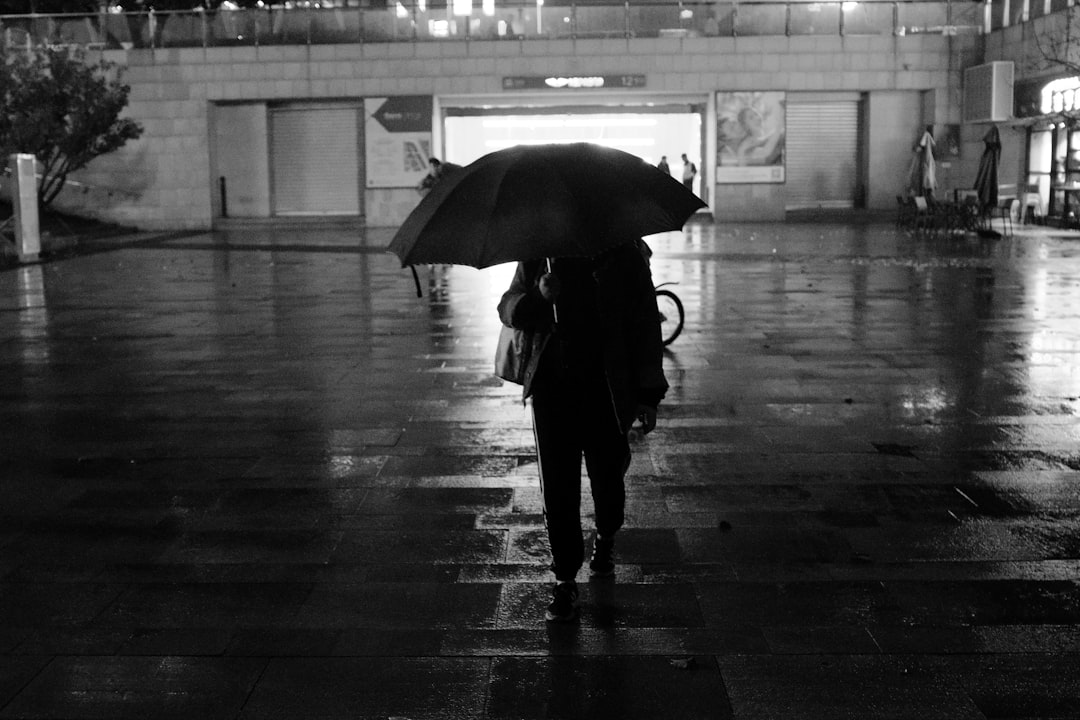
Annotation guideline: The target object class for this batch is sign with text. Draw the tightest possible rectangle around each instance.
[502,75,646,91]
[365,96,433,188]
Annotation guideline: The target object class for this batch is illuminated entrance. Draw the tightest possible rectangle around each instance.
[438,96,707,203]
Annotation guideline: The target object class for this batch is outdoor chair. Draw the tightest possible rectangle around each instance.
[992,197,1015,235]
[912,196,940,236]
[1020,184,1043,225]
[896,195,916,229]
[936,196,980,237]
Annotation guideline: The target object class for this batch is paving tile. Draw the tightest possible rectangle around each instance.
[356,562,462,583]
[761,625,881,654]
[118,628,234,656]
[443,626,769,656]
[643,562,741,583]
[158,528,344,564]
[677,525,855,564]
[0,583,126,628]
[881,579,1080,625]
[0,656,266,720]
[947,655,1080,718]
[487,656,731,719]
[456,562,573,583]
[845,517,1080,562]
[378,455,521,476]
[331,528,506,564]
[98,582,312,628]
[242,456,387,485]
[498,582,705,629]
[0,656,51,709]
[1,517,179,565]
[695,581,893,628]
[716,655,985,719]
[213,487,368,516]
[226,628,340,657]
[240,657,489,718]
[12,625,132,656]
[357,487,515,514]
[1,562,108,583]
[331,629,444,656]
[96,561,367,584]
[296,582,502,629]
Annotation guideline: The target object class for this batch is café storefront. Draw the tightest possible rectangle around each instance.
[1017,75,1080,227]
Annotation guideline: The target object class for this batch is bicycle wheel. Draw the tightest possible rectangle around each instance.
[655,288,684,346]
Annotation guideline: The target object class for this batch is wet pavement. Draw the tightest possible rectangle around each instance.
[2,219,1080,719]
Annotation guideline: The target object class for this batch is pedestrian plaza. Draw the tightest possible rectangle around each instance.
[2,218,1079,718]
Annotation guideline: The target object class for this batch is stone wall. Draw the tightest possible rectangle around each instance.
[56,33,978,230]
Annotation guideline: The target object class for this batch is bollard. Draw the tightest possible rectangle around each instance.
[10,154,40,262]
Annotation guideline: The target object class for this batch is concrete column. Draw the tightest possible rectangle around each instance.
[9,154,40,262]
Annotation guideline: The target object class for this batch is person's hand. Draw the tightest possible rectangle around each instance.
[635,404,657,434]
[538,273,561,303]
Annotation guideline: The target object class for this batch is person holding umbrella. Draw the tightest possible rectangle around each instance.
[497,239,669,623]
[387,143,702,622]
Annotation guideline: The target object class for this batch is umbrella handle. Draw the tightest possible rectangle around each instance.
[546,257,558,324]
[410,265,422,298]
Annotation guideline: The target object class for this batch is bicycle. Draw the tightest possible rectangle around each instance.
[655,282,684,346]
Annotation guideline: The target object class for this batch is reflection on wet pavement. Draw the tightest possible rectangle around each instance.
[1,221,1079,718]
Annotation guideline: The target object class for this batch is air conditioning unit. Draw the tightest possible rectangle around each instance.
[964,61,1014,123]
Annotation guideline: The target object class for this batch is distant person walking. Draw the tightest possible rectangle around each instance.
[657,156,670,175]
[681,153,697,192]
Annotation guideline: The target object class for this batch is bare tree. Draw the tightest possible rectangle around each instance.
[1033,6,1080,76]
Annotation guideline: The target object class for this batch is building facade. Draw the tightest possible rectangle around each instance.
[982,3,1080,227]
[3,6,996,230]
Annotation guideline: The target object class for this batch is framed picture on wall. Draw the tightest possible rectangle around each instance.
[715,91,786,183]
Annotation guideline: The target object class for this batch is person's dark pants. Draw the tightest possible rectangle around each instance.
[530,375,630,582]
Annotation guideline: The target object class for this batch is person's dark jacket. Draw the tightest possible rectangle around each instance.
[496,242,668,434]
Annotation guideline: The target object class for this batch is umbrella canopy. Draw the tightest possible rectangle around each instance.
[973,124,1001,212]
[387,143,707,270]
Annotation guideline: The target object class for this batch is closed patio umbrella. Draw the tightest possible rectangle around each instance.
[973,124,1001,215]
[907,126,937,200]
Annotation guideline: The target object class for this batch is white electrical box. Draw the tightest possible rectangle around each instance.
[964,61,1014,123]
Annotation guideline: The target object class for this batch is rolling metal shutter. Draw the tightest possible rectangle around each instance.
[785,100,860,210]
[271,105,361,215]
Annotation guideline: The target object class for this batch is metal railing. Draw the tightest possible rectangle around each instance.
[0,3,983,49]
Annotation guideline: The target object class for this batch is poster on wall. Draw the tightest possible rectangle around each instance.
[715,91,786,183]
[365,96,433,188]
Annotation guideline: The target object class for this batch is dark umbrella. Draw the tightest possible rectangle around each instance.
[388,143,706,277]
[974,124,1001,215]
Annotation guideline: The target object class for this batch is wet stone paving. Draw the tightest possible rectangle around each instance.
[1,219,1080,719]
